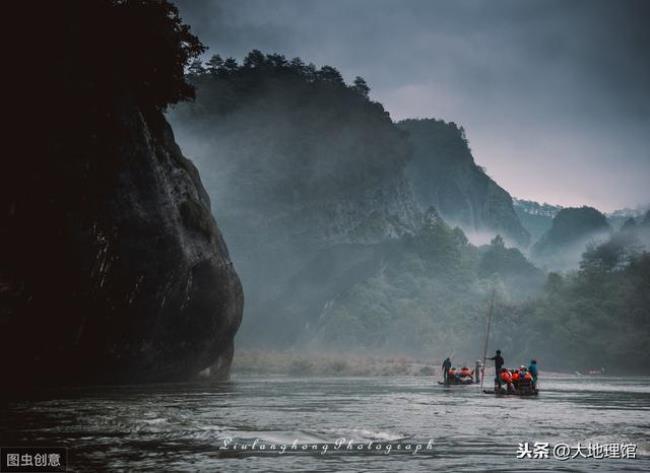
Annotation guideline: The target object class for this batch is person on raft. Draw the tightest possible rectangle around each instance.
[528,360,538,389]
[459,366,473,383]
[514,365,535,393]
[499,368,515,393]
[442,357,452,383]
[489,349,505,388]
[448,366,457,383]
[498,366,535,394]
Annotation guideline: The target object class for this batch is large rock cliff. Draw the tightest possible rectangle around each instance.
[0,1,242,387]
[1,99,242,386]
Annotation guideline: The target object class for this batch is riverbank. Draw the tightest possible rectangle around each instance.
[232,351,442,377]
[230,351,582,378]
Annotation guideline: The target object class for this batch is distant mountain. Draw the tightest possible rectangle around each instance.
[398,119,530,248]
[513,198,563,243]
[514,200,650,244]
[606,205,650,230]
[532,206,612,270]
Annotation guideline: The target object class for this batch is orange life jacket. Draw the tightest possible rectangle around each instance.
[512,371,520,381]
[500,371,512,383]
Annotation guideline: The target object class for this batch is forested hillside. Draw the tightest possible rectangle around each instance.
[168,51,649,372]
[309,210,545,357]
[532,206,612,270]
[169,51,421,346]
[503,248,650,373]
[399,119,530,247]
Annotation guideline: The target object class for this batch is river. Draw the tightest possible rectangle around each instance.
[1,374,649,472]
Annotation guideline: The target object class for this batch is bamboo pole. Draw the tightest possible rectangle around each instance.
[480,288,496,391]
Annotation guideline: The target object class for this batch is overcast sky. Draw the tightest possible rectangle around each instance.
[175,0,649,212]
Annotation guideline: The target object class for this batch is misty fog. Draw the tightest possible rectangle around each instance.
[167,52,650,374]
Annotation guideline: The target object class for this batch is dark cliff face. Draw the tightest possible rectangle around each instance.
[1,98,242,386]
[1,0,242,386]
[398,119,530,248]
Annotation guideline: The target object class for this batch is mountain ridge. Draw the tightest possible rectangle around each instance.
[399,118,530,247]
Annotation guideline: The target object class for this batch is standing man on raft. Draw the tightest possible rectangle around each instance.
[489,350,505,389]
[442,357,452,384]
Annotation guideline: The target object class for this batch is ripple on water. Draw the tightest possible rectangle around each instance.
[1,375,649,472]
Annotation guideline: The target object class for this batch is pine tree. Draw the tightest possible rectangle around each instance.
[206,54,224,75]
[318,66,344,84]
[187,58,206,77]
[243,49,265,68]
[223,57,239,72]
[352,76,370,97]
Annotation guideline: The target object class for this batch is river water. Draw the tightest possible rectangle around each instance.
[1,374,649,472]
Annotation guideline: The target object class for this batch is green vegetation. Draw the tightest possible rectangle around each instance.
[311,213,541,358]
[313,205,650,373]
[504,250,650,373]
[172,50,407,201]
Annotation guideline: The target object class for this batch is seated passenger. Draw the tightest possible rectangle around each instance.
[499,368,515,393]
[459,366,473,382]
[511,369,520,385]
[518,366,533,394]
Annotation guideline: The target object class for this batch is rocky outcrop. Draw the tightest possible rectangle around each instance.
[1,98,243,387]
[0,0,242,388]
[398,119,530,247]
